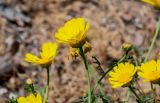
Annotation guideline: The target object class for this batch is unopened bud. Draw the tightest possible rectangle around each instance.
[83,42,92,54]
[70,47,80,58]
[26,78,33,85]
[122,43,132,52]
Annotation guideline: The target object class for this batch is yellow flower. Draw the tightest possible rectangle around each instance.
[25,42,58,66]
[108,63,137,88]
[138,60,160,84]
[17,93,42,103]
[142,0,160,8]
[55,18,90,48]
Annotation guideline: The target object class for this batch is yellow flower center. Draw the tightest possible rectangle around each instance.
[117,73,132,84]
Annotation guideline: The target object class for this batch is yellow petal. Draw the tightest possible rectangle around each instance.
[138,60,160,83]
[142,0,160,8]
[17,97,27,103]
[24,53,40,64]
[27,94,36,103]
[36,93,43,103]
[40,42,58,59]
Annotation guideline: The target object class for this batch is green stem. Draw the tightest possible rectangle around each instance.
[144,17,160,62]
[79,47,91,103]
[129,86,142,103]
[43,66,50,103]
[92,66,105,95]
[93,68,110,92]
[125,89,131,103]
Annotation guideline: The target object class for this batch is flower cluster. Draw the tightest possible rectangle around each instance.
[24,18,91,66]
[10,2,160,102]
[13,18,91,103]
[108,60,160,88]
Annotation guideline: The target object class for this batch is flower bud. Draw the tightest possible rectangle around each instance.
[26,78,33,85]
[70,47,80,58]
[122,43,132,52]
[83,42,92,54]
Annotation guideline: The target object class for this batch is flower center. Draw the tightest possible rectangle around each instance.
[118,73,132,84]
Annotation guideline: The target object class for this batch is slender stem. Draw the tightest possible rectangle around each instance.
[129,86,142,103]
[93,68,110,91]
[144,17,160,62]
[92,66,105,95]
[136,81,145,96]
[79,47,91,103]
[31,84,36,95]
[151,83,156,103]
[43,66,50,103]
[125,89,131,103]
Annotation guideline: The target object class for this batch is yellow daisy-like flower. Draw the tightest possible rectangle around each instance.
[17,93,43,103]
[142,0,160,8]
[138,60,160,84]
[108,63,137,88]
[55,18,90,48]
[25,42,58,66]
